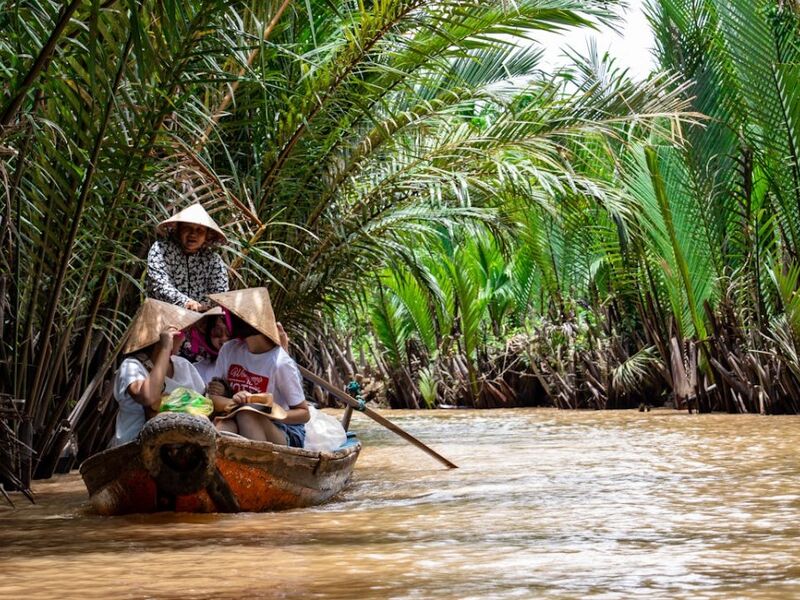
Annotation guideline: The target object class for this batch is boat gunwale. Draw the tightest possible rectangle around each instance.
[217,432,361,462]
[79,431,361,479]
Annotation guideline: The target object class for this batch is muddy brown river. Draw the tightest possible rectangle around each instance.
[2,409,800,599]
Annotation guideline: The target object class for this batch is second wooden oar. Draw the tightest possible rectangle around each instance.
[298,365,458,469]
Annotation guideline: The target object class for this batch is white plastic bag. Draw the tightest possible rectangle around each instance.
[304,405,347,452]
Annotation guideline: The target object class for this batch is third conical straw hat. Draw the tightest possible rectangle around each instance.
[156,203,227,243]
[208,288,280,346]
[123,298,204,354]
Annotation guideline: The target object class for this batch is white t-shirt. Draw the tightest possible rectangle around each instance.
[194,357,217,384]
[211,340,305,411]
[111,355,205,447]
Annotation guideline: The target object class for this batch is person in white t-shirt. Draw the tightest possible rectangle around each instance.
[111,299,206,447]
[206,288,310,447]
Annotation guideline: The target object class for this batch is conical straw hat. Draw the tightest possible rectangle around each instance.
[208,288,280,346]
[215,395,288,422]
[156,203,227,244]
[123,299,205,354]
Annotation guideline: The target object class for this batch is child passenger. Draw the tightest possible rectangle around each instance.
[205,288,310,447]
[146,203,229,312]
[111,299,205,447]
[190,308,231,382]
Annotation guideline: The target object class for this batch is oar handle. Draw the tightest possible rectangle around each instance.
[298,366,458,469]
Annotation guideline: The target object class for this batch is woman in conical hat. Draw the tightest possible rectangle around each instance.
[146,203,229,314]
[205,288,310,447]
[111,299,206,447]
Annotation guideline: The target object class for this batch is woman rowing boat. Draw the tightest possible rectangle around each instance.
[146,203,229,312]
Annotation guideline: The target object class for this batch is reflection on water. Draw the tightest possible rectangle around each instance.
[2,409,800,599]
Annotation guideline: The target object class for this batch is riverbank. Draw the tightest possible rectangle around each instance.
[4,409,800,599]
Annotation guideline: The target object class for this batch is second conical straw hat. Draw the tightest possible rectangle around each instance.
[123,298,205,354]
[156,203,227,244]
[208,288,280,346]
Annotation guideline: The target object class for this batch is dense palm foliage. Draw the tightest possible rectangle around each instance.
[2,0,796,494]
[2,0,684,489]
[346,0,800,415]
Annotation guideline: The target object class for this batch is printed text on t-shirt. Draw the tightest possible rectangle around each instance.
[227,364,269,394]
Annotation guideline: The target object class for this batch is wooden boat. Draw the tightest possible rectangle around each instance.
[80,412,361,515]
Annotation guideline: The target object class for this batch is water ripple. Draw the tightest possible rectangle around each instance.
[2,409,800,599]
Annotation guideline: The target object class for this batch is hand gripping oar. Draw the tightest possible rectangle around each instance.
[298,365,458,469]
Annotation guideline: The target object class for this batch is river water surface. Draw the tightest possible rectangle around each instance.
[2,409,800,599]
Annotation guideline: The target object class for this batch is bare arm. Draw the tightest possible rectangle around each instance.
[229,390,309,424]
[283,400,310,425]
[127,330,180,410]
[207,378,236,414]
[276,354,309,424]
[277,322,289,352]
[208,394,236,414]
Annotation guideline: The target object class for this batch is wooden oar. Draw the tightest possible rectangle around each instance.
[298,365,458,469]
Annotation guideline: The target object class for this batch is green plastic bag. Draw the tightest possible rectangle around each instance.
[159,386,214,417]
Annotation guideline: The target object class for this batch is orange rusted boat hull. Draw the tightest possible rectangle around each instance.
[80,415,360,515]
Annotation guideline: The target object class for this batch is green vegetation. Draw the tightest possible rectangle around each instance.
[0,0,798,491]
[344,0,800,415]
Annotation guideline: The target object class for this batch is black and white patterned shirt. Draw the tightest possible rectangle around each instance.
[146,237,229,306]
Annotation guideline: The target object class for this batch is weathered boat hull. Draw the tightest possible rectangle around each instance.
[80,413,360,515]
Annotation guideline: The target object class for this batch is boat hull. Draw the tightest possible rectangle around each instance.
[80,413,360,515]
